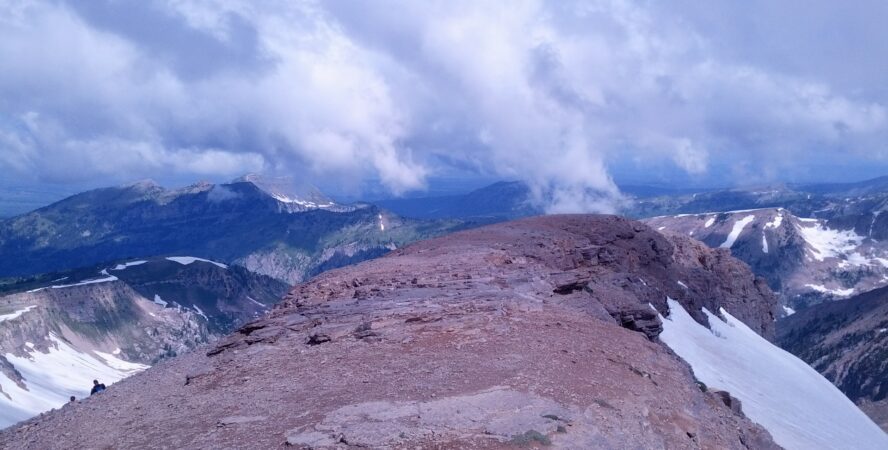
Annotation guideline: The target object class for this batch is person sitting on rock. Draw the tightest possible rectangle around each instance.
[90,380,106,395]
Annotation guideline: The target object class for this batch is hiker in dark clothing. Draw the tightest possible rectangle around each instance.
[90,379,106,395]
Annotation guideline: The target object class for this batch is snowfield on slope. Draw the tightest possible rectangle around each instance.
[0,306,37,323]
[804,283,855,297]
[0,335,148,429]
[50,275,118,289]
[719,215,755,248]
[165,256,228,269]
[111,260,147,270]
[796,221,864,261]
[660,299,888,450]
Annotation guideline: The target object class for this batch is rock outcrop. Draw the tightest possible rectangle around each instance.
[0,215,779,449]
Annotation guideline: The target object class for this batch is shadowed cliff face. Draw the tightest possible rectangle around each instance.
[0,215,779,449]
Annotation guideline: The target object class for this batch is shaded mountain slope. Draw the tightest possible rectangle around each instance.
[0,257,287,427]
[778,285,888,431]
[0,215,788,449]
[0,177,462,284]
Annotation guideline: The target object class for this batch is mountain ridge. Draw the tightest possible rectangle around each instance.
[1,214,790,448]
[0,178,463,284]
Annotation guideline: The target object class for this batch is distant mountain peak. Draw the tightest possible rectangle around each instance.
[230,173,335,209]
[121,179,162,193]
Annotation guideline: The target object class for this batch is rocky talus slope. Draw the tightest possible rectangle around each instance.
[778,285,888,432]
[0,215,782,449]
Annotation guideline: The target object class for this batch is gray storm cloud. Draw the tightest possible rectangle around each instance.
[0,0,886,211]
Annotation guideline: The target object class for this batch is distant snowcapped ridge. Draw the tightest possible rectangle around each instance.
[646,207,888,310]
[232,173,336,210]
[117,174,340,212]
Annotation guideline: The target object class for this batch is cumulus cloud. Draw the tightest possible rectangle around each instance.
[0,0,886,211]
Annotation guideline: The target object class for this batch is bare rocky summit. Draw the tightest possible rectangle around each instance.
[0,215,779,449]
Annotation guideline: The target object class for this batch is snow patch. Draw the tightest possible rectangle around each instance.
[719,215,755,249]
[703,216,715,228]
[0,334,148,428]
[0,306,37,323]
[782,305,796,316]
[804,284,855,297]
[765,212,784,229]
[247,296,266,308]
[152,294,168,307]
[165,256,228,269]
[762,233,769,254]
[796,221,864,262]
[677,207,769,217]
[677,281,688,289]
[193,305,209,321]
[660,299,888,450]
[271,193,334,209]
[111,260,148,270]
[50,275,118,289]
[845,252,871,266]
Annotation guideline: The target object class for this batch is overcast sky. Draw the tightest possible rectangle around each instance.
[2,0,888,211]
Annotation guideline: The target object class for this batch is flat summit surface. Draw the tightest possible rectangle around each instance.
[0,215,778,449]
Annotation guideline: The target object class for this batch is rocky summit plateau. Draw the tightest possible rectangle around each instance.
[2,215,885,449]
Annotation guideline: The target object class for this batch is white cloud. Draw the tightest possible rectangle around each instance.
[0,0,886,210]
[671,139,708,175]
